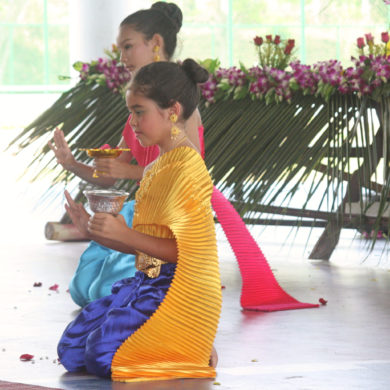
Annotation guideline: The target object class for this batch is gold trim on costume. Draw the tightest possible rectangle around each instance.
[135,252,166,278]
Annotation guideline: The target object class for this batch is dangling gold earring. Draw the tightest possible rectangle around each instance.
[153,46,160,62]
[170,113,180,140]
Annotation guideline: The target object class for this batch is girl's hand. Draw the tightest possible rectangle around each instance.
[64,190,91,237]
[48,128,77,170]
[93,158,134,179]
[87,212,127,241]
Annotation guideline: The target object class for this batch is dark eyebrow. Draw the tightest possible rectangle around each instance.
[119,38,134,45]
[129,104,144,110]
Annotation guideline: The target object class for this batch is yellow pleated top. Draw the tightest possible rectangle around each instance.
[111,146,222,382]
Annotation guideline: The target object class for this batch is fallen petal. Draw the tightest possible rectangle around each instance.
[20,354,34,361]
[33,282,42,287]
[319,298,328,305]
[49,284,59,291]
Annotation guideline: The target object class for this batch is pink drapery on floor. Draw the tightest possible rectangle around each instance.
[211,188,319,311]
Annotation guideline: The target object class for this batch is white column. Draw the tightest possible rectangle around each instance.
[68,0,149,70]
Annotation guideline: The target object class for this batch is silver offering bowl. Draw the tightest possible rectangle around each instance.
[84,190,129,214]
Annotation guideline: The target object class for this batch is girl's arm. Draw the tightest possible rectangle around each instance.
[64,190,177,263]
[88,213,178,263]
[48,129,144,186]
[93,137,144,182]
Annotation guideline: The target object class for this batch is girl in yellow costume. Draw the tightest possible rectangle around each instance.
[57,59,222,382]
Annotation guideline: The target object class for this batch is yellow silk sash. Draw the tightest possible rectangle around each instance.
[111,147,222,382]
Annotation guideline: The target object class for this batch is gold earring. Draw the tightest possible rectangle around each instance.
[170,113,180,140]
[153,46,160,62]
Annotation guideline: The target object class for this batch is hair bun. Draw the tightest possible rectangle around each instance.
[181,59,209,84]
[151,2,183,33]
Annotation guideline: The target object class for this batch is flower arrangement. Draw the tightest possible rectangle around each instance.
[70,33,390,106]
[253,34,296,70]
[356,32,390,56]
[200,32,390,105]
[73,44,131,95]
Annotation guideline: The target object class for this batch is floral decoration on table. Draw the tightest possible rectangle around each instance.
[70,33,390,106]
[73,44,131,95]
[253,34,296,70]
[200,32,390,105]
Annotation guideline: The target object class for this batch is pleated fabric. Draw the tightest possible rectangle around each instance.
[211,188,319,311]
[57,263,176,377]
[111,147,222,382]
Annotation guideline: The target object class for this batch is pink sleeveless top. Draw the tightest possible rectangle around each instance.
[122,114,205,166]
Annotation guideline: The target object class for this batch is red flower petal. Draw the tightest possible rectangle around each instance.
[20,354,34,361]
[49,284,59,291]
[100,144,111,149]
[319,298,328,305]
[33,282,42,287]
[221,285,226,289]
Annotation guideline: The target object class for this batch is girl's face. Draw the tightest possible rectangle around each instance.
[126,90,171,148]
[117,25,155,73]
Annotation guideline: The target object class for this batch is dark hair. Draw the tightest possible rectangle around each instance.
[130,59,209,120]
[120,2,182,60]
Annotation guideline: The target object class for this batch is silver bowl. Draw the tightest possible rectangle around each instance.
[84,190,129,214]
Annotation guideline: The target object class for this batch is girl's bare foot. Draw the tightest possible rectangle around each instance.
[209,345,218,368]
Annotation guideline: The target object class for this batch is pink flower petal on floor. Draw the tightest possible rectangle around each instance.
[33,282,42,287]
[319,298,328,305]
[49,284,59,291]
[20,354,34,361]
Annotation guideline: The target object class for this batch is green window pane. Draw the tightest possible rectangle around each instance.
[11,25,44,85]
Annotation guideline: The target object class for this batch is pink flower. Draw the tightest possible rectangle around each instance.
[253,36,263,46]
[20,354,34,361]
[265,35,272,42]
[284,44,294,55]
[81,63,90,72]
[381,32,389,43]
[287,39,295,48]
[274,35,281,45]
[365,33,374,44]
[357,37,365,49]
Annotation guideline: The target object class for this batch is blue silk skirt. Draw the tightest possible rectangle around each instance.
[69,201,137,307]
[58,262,176,378]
